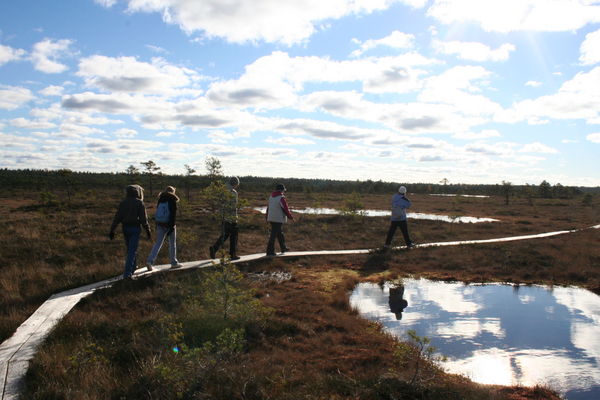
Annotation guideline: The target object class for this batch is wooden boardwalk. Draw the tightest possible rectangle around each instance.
[2,224,598,399]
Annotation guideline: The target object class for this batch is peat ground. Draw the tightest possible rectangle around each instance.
[1,188,599,398]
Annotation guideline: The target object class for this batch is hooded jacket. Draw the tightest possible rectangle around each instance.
[110,185,151,234]
[390,193,411,221]
[266,190,293,223]
[155,191,179,227]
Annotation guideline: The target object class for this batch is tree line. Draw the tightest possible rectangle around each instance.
[0,164,597,199]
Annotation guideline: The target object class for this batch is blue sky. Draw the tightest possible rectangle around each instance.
[1,0,600,186]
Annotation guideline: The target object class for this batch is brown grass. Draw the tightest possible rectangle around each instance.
[1,189,599,342]
[23,262,562,399]
[1,188,598,398]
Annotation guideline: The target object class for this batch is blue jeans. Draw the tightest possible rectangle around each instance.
[123,225,141,278]
[147,224,179,266]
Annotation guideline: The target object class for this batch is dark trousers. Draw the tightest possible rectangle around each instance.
[122,225,141,278]
[385,220,412,247]
[213,221,238,256]
[267,222,287,254]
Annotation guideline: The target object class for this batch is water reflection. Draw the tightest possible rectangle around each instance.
[252,207,499,223]
[349,279,600,400]
[430,194,490,198]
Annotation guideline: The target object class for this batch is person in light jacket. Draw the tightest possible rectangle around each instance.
[266,183,294,256]
[109,185,151,279]
[384,185,414,249]
[146,186,182,270]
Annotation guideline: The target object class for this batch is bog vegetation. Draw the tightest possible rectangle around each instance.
[1,166,598,399]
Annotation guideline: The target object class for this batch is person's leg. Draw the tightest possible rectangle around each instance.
[277,224,287,252]
[211,222,231,258]
[147,224,167,266]
[167,225,179,266]
[228,222,239,257]
[266,222,280,255]
[213,222,231,251]
[398,220,412,247]
[384,221,399,246]
[123,226,141,278]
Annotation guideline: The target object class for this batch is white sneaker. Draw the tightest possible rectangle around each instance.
[170,263,183,269]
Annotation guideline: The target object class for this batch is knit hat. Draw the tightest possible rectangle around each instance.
[398,186,407,194]
[229,176,240,187]
[275,183,286,191]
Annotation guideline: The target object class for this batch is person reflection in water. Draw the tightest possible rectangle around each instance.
[388,284,409,320]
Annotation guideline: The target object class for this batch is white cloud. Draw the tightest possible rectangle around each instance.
[587,132,600,143]
[77,55,201,96]
[207,51,438,111]
[433,40,515,62]
[125,0,427,44]
[115,128,138,138]
[274,118,377,140]
[0,44,26,66]
[266,136,316,145]
[427,0,600,33]
[39,85,65,96]
[525,80,542,87]
[519,142,559,154]
[206,129,251,143]
[0,85,34,110]
[94,0,117,6]
[464,141,518,157]
[497,66,600,124]
[146,44,169,54]
[30,38,74,73]
[580,28,600,65]
[351,30,415,57]
[419,65,502,116]
[453,129,502,139]
[10,118,56,130]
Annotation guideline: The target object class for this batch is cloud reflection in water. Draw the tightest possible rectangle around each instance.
[349,279,600,399]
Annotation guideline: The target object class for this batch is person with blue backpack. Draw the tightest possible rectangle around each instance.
[146,186,183,270]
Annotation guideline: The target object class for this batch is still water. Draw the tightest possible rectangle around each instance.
[252,207,499,223]
[349,279,600,399]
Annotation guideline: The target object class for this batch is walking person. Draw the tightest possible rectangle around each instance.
[146,186,183,270]
[109,184,152,279]
[266,183,294,256]
[209,177,240,260]
[383,185,414,249]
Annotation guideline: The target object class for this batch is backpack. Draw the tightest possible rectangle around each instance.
[155,201,170,223]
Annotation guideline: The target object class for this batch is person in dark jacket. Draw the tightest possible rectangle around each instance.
[209,177,240,260]
[384,185,414,249]
[147,186,183,270]
[266,183,294,256]
[109,184,151,279]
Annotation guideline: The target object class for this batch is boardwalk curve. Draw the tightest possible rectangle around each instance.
[2,224,599,399]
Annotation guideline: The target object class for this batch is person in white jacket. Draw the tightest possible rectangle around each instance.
[384,185,414,249]
[266,183,294,256]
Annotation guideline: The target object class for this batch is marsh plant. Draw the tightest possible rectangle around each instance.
[341,191,365,216]
[394,329,446,386]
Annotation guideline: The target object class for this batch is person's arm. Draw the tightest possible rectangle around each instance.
[169,198,177,227]
[280,196,293,220]
[109,202,123,239]
[138,201,151,239]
